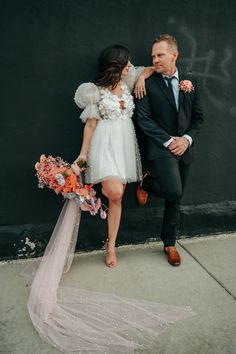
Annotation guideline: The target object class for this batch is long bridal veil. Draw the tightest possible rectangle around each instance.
[21,199,194,354]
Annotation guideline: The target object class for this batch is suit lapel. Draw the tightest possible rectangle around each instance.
[153,73,177,111]
[178,71,185,110]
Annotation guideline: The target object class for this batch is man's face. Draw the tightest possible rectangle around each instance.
[152,41,178,75]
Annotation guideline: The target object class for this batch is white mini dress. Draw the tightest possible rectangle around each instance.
[74,66,144,184]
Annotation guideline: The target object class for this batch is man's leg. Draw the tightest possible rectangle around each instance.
[143,157,190,247]
[161,159,189,246]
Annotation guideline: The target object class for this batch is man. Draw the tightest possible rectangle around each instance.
[135,34,203,266]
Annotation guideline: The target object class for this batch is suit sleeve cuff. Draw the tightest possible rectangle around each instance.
[163,138,174,148]
[183,134,192,146]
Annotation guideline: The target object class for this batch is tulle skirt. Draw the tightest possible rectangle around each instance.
[85,117,142,184]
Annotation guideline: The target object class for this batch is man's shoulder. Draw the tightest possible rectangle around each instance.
[146,72,161,87]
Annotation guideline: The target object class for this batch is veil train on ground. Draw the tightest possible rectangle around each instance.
[21,199,194,354]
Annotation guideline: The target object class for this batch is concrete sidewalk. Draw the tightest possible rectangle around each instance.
[0,233,236,354]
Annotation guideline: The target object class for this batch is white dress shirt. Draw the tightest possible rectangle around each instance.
[162,69,192,148]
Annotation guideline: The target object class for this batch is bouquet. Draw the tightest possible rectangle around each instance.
[35,154,107,219]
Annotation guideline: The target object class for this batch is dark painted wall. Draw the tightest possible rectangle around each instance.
[1,0,236,259]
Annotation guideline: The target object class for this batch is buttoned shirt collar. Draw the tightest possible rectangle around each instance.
[162,68,179,81]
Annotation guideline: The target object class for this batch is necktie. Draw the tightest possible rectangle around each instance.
[165,77,176,108]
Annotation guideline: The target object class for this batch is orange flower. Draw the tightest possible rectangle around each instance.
[35,154,107,218]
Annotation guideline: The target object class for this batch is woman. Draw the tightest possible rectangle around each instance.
[73,45,154,267]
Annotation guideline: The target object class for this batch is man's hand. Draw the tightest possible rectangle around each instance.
[168,136,190,156]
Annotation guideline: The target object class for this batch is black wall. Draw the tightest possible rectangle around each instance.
[1,0,236,259]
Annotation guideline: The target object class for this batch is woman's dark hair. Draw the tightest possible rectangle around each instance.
[95,45,130,89]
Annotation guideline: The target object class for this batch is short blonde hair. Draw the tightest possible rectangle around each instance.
[153,34,178,52]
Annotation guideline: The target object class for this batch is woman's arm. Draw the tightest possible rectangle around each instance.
[74,118,97,163]
[134,67,155,99]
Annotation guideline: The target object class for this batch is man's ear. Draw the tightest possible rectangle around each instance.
[174,51,179,61]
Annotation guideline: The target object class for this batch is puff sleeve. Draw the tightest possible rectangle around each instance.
[74,83,101,123]
[122,65,145,92]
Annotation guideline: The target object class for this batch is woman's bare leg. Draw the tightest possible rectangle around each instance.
[101,179,126,267]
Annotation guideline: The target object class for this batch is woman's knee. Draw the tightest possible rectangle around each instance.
[109,191,123,203]
[102,186,123,201]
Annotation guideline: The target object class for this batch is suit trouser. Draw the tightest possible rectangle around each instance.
[143,156,190,247]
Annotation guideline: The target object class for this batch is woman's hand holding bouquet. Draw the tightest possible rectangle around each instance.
[35,154,106,218]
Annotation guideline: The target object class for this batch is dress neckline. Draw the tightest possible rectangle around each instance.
[103,81,125,100]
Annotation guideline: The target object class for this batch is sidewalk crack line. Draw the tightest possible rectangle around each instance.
[178,241,236,301]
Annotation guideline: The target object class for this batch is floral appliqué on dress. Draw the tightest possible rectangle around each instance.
[98,82,135,120]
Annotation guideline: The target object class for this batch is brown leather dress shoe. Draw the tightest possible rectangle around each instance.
[136,171,150,206]
[164,246,181,266]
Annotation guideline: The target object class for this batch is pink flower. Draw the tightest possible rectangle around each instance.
[179,80,194,93]
[100,207,107,219]
[39,154,46,162]
[95,198,101,211]
[35,162,40,170]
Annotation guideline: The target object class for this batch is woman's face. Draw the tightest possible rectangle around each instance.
[121,60,132,77]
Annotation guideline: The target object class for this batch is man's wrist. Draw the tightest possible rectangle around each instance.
[183,134,192,146]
